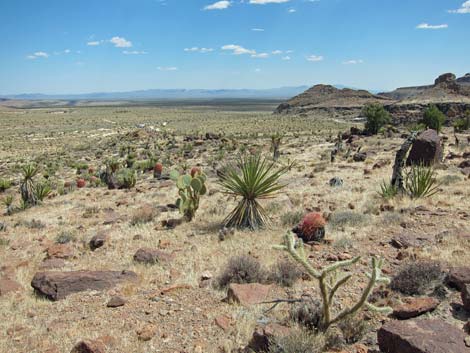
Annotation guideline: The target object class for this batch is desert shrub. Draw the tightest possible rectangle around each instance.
[381,211,404,226]
[406,122,426,133]
[268,329,325,353]
[378,180,398,199]
[268,259,302,287]
[390,261,443,295]
[337,315,367,344]
[290,299,323,331]
[33,181,52,202]
[55,231,76,244]
[116,168,137,189]
[218,154,288,230]
[130,206,155,226]
[281,210,304,227]
[0,238,9,247]
[363,104,391,135]
[439,174,463,185]
[0,178,12,192]
[216,254,266,288]
[22,218,46,229]
[453,111,470,132]
[404,164,440,198]
[421,104,446,133]
[328,211,368,229]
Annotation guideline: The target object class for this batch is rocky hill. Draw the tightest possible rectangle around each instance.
[275,73,470,124]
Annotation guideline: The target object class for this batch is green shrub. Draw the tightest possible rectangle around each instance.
[33,181,52,202]
[378,181,399,199]
[421,104,446,132]
[453,110,470,132]
[218,154,288,230]
[363,104,391,135]
[0,178,12,192]
[116,168,137,189]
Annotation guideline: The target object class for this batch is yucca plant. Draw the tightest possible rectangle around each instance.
[33,181,52,202]
[20,164,39,207]
[405,164,440,198]
[218,154,288,230]
[0,178,12,192]
[2,195,14,215]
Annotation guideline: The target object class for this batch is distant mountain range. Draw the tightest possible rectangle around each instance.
[1,85,375,101]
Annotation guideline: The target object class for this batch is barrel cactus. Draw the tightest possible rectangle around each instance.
[154,163,163,178]
[294,212,326,242]
[170,168,207,222]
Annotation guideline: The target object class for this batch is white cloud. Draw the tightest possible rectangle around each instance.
[306,55,323,62]
[251,28,265,31]
[288,8,296,12]
[158,66,178,71]
[254,68,261,72]
[64,49,71,54]
[448,1,470,13]
[416,23,448,29]
[250,0,289,4]
[222,44,256,55]
[87,41,101,46]
[282,56,291,60]
[110,36,132,48]
[27,51,49,59]
[184,47,214,53]
[123,50,147,55]
[343,59,364,65]
[251,52,269,58]
[271,50,283,55]
[204,1,231,10]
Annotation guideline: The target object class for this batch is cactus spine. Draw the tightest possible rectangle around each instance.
[170,168,207,222]
[274,232,392,331]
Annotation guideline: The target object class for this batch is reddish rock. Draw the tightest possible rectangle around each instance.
[447,267,470,290]
[46,244,74,259]
[133,248,173,264]
[89,233,108,251]
[214,315,231,331]
[461,284,470,312]
[0,278,22,296]
[40,258,66,270]
[31,270,138,300]
[406,129,443,166]
[70,339,105,353]
[249,323,292,352]
[226,283,272,306]
[378,319,468,353]
[392,297,440,319]
[137,324,157,341]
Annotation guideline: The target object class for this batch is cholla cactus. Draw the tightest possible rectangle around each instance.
[295,212,326,242]
[170,168,207,222]
[275,232,392,331]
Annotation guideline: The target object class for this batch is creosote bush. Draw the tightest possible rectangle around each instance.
[363,103,391,135]
[327,211,368,229]
[216,254,266,289]
[390,261,443,295]
[130,206,156,226]
[268,259,302,287]
[421,104,446,133]
[268,329,325,353]
[281,210,304,227]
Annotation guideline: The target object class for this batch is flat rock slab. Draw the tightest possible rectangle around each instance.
[378,319,469,353]
[390,233,433,249]
[226,283,272,306]
[447,267,470,290]
[392,297,440,319]
[31,270,138,301]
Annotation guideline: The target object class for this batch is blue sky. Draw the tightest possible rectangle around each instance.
[0,0,469,94]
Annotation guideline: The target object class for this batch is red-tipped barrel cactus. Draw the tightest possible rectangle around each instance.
[76,178,86,188]
[294,212,326,242]
[190,167,201,177]
[154,163,163,178]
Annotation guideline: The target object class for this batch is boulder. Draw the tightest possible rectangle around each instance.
[353,152,367,162]
[31,270,138,300]
[392,297,439,319]
[89,233,108,251]
[446,267,470,290]
[70,340,105,353]
[226,283,272,306]
[462,284,470,312]
[406,129,443,166]
[435,73,456,85]
[377,319,468,353]
[107,295,126,308]
[249,323,292,352]
[133,248,173,264]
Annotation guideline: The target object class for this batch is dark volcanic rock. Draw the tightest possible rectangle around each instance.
[406,129,443,166]
[31,270,137,301]
[435,73,456,85]
[461,284,470,312]
[89,232,108,251]
[446,267,470,290]
[392,297,439,319]
[377,319,468,353]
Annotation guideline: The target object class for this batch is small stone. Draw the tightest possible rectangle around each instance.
[89,233,108,251]
[214,315,231,331]
[137,324,157,341]
[46,244,73,259]
[226,283,272,306]
[107,296,126,308]
[133,248,173,264]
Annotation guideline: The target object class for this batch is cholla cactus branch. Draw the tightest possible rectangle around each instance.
[276,232,392,330]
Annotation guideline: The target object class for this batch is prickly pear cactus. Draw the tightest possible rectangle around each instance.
[170,168,207,221]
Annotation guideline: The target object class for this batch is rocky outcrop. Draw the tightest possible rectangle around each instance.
[406,129,443,166]
[31,270,138,300]
[378,319,468,353]
[435,73,457,85]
